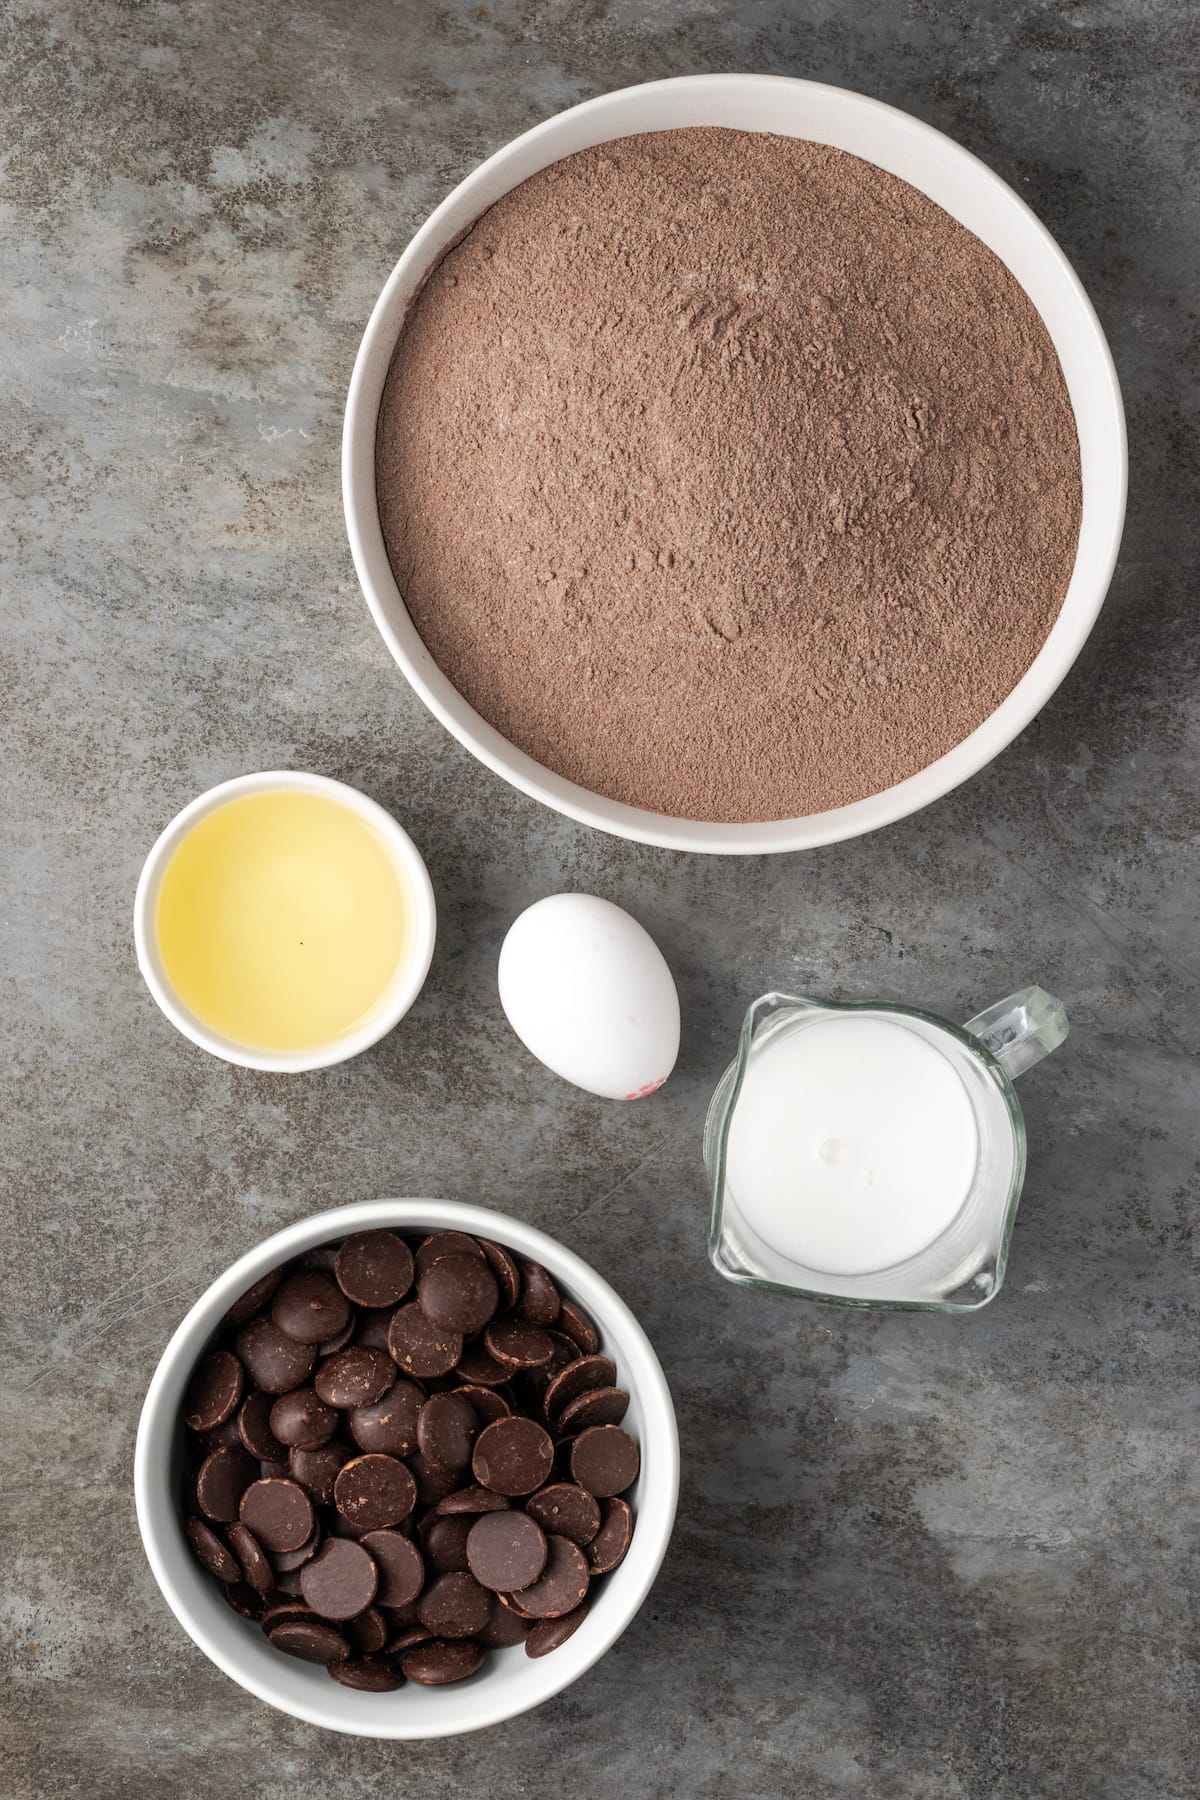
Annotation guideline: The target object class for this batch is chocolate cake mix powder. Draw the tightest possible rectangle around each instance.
[376,129,1082,822]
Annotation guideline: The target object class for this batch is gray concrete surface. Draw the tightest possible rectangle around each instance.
[1,2,1196,1795]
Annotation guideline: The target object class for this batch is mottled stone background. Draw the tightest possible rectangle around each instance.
[1,2,1196,1796]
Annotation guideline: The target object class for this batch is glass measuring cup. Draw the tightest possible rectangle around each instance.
[703,987,1068,1312]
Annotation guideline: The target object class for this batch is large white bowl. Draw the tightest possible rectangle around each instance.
[343,74,1126,855]
[135,1199,679,1738]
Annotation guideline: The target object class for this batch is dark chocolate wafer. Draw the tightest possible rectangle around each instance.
[570,1425,639,1498]
[586,1496,633,1573]
[543,1355,617,1421]
[195,1445,257,1522]
[418,1253,499,1335]
[526,1604,589,1658]
[509,1534,589,1619]
[334,1454,417,1531]
[315,1346,395,1409]
[350,1379,423,1458]
[329,1655,402,1690]
[515,1259,560,1327]
[415,1230,485,1275]
[268,1618,350,1663]
[472,1418,554,1496]
[239,1477,315,1553]
[416,1390,478,1473]
[335,1230,414,1308]
[300,1538,379,1621]
[416,1570,492,1639]
[272,1272,351,1346]
[221,1268,282,1330]
[235,1316,316,1394]
[556,1385,630,1432]
[269,1386,338,1449]
[184,1351,243,1432]
[557,1297,599,1356]
[185,1516,239,1583]
[466,1510,548,1592]
[387,1302,462,1379]
[402,1639,483,1685]
[361,1529,424,1608]
[226,1521,273,1594]
[288,1438,351,1506]
[525,1482,601,1547]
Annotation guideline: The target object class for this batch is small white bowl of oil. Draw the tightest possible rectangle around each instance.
[133,771,436,1071]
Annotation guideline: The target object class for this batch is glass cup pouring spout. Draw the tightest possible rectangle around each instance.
[703,986,1068,1313]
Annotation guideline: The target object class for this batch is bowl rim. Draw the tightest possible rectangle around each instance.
[134,1197,681,1738]
[132,770,437,1072]
[343,71,1127,855]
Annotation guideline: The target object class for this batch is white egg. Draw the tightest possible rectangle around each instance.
[498,893,680,1100]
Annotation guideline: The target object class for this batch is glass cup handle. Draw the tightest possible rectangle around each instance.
[963,986,1069,1081]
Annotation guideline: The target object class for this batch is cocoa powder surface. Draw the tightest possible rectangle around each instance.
[376,129,1082,822]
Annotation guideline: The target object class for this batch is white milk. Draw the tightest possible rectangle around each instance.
[723,1013,978,1276]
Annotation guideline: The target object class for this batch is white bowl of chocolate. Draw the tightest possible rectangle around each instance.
[344,74,1126,854]
[135,1200,678,1737]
